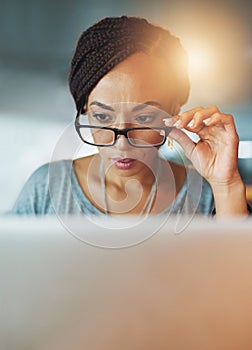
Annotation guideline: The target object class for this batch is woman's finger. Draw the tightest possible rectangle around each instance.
[168,128,196,160]
[176,106,219,129]
[183,106,221,131]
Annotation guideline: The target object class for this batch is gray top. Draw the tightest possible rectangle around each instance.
[9,159,215,216]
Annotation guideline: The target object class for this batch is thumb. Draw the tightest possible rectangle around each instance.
[169,128,196,160]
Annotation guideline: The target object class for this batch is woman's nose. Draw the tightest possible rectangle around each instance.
[114,122,132,149]
[115,133,131,150]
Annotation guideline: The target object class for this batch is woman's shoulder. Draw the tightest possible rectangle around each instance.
[29,159,72,180]
[9,160,73,215]
[32,156,96,197]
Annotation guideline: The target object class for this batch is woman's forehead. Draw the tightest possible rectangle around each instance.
[87,52,176,109]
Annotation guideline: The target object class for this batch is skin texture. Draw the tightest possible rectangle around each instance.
[74,52,247,216]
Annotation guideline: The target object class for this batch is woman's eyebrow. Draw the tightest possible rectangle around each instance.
[131,101,162,112]
[89,100,162,112]
[89,101,115,111]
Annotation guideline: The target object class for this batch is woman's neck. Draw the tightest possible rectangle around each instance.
[100,156,161,215]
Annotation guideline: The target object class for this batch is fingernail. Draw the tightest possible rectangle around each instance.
[187,120,194,128]
[174,120,182,128]
[203,118,211,125]
[163,117,175,126]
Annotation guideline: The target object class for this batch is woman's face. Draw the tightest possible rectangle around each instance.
[86,52,180,176]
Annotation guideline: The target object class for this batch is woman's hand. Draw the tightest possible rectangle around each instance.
[164,105,241,187]
[164,105,248,216]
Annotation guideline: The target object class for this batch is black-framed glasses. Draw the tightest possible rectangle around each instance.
[75,116,172,148]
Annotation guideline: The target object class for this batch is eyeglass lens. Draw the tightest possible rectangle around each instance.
[78,127,166,147]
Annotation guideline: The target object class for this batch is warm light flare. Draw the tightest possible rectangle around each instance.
[187,44,216,82]
[163,2,250,104]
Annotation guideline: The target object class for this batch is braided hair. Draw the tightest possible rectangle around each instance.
[69,16,190,113]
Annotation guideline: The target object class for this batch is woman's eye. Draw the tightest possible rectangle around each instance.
[92,114,112,123]
[135,115,156,124]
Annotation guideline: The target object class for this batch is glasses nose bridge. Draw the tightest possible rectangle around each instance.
[114,127,129,142]
[113,127,131,149]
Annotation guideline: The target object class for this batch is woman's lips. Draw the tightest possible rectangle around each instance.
[112,158,136,170]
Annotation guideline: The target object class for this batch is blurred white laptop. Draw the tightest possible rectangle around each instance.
[0,215,252,350]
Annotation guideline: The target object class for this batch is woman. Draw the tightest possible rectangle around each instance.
[11,16,249,216]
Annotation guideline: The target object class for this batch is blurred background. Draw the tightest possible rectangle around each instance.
[0,0,251,212]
